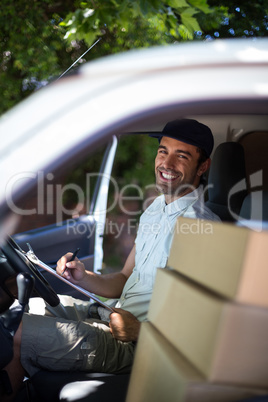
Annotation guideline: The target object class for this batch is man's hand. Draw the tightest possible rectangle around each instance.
[56,253,86,284]
[109,308,141,342]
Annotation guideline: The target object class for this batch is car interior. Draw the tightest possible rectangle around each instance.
[1,101,268,402]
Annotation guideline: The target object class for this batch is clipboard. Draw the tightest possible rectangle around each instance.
[25,248,114,313]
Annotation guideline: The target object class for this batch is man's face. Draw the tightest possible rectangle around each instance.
[155,136,207,203]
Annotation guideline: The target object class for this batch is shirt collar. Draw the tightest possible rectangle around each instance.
[164,185,203,216]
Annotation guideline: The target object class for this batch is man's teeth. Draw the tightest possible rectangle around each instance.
[162,172,176,180]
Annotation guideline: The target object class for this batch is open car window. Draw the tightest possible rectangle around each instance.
[12,138,117,297]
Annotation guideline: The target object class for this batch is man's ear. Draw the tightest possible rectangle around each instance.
[197,158,211,177]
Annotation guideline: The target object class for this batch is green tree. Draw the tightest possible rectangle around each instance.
[60,0,214,48]
[197,1,268,40]
[0,0,216,116]
[0,0,85,115]
[1,1,268,116]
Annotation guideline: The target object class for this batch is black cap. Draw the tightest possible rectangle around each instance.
[151,119,214,158]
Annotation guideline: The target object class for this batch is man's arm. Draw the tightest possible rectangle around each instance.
[56,244,136,299]
[57,244,141,341]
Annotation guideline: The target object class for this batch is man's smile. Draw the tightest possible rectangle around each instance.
[158,168,180,181]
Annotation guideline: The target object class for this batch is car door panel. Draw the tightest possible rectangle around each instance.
[14,215,95,267]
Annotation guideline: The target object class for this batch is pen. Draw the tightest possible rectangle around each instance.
[61,248,80,276]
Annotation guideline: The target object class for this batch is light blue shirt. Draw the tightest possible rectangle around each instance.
[106,186,220,322]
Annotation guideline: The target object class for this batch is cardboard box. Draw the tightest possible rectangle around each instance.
[127,322,267,402]
[168,217,268,307]
[148,268,268,388]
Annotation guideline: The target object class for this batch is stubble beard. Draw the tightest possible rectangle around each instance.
[155,168,198,199]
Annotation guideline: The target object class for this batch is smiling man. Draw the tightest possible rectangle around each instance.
[155,137,208,200]
[3,119,220,401]
[154,119,212,202]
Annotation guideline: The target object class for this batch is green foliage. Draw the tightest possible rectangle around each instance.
[197,1,268,39]
[113,135,157,191]
[0,0,88,115]
[61,144,106,209]
[2,0,267,116]
[60,0,212,47]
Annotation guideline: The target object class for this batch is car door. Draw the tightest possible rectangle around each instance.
[13,136,118,298]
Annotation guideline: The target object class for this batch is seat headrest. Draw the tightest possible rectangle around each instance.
[208,142,247,204]
[240,191,268,221]
[206,142,247,221]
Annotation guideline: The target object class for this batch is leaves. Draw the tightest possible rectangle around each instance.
[0,0,88,115]
[1,0,268,116]
[168,0,190,7]
[188,0,213,13]
[197,1,268,40]
[181,7,201,35]
[59,0,211,46]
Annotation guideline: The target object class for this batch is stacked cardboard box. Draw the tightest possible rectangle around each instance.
[127,323,267,402]
[127,218,268,401]
[168,218,268,307]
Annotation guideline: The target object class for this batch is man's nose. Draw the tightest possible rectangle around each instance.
[162,154,176,169]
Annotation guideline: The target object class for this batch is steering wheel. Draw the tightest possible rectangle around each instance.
[1,237,60,307]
